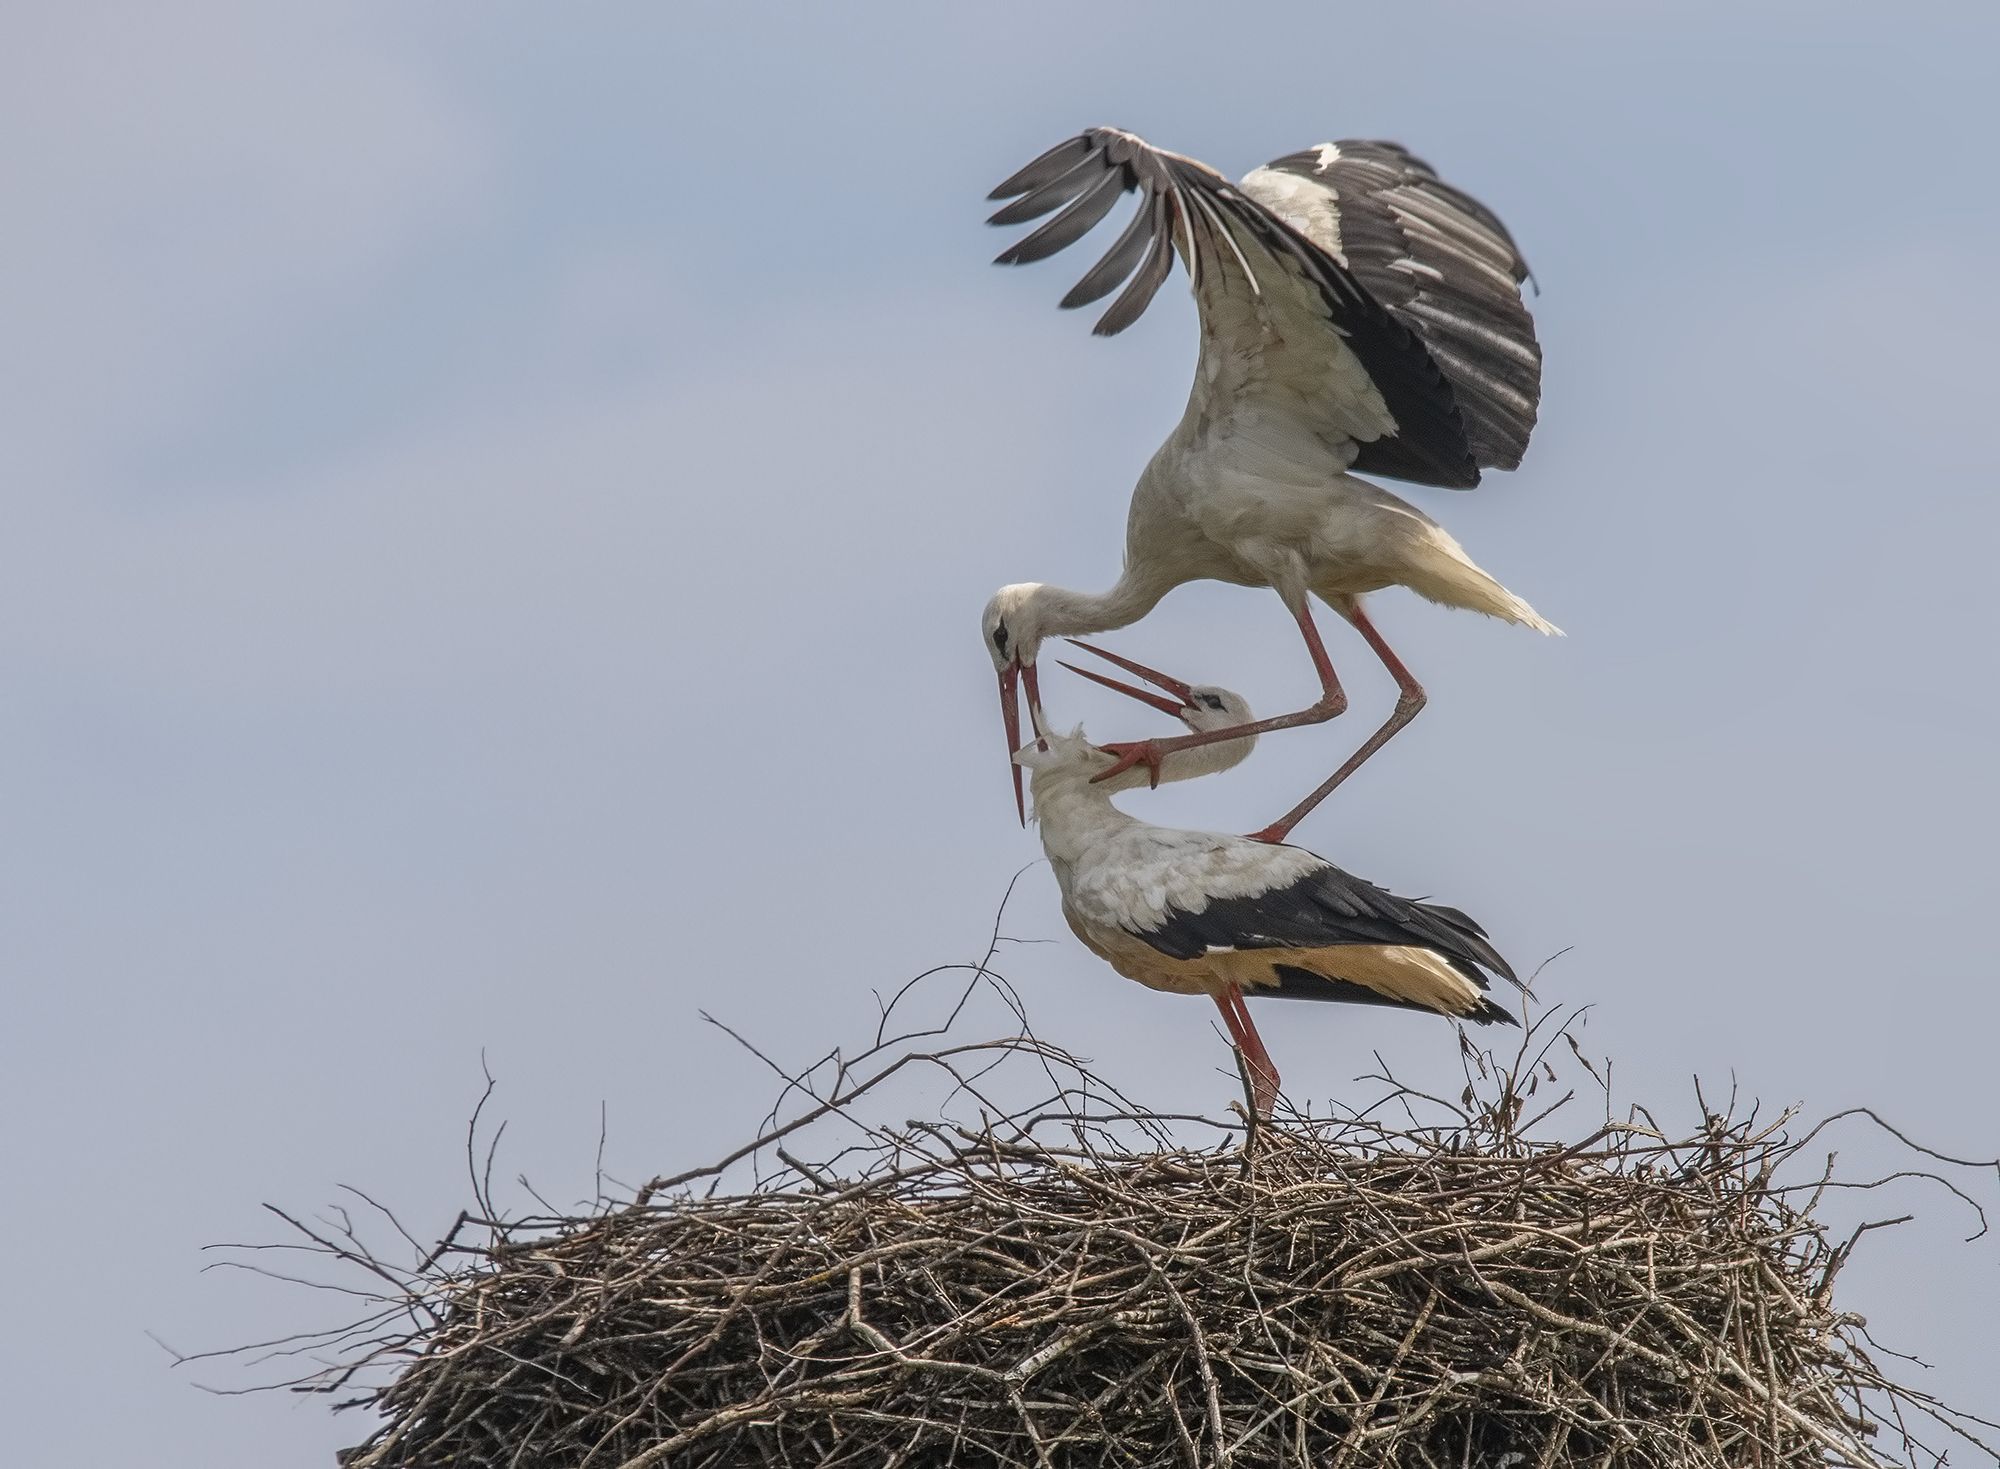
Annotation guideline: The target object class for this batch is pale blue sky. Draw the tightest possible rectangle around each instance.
[4,4,1998,1463]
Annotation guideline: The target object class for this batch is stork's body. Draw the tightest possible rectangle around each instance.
[1020,720,1520,1119]
[985,128,1556,840]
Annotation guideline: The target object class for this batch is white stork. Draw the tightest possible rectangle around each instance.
[1018,668,1520,1120]
[1042,636,1264,784]
[983,127,1557,839]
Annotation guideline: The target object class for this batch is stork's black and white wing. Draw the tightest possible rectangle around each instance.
[988,127,1541,489]
[1242,142,1540,472]
[1113,843,1519,1024]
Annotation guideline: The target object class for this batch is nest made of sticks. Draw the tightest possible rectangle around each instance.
[210,971,1999,1469]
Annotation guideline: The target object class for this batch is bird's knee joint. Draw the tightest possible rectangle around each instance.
[1397,689,1427,719]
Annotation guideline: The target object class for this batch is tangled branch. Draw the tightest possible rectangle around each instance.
[192,951,1998,1468]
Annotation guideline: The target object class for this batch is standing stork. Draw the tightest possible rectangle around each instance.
[983,127,1557,840]
[1017,668,1520,1119]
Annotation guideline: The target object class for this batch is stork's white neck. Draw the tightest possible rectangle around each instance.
[1027,759,1134,867]
[1093,727,1256,796]
[1028,731,1248,865]
[1019,569,1175,656]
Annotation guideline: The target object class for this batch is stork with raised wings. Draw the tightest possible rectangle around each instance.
[983,127,1557,840]
[1018,664,1520,1119]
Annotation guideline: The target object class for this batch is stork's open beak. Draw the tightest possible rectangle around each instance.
[1057,639,1196,720]
[998,660,1044,825]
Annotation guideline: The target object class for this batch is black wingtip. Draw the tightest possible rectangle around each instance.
[987,134,1094,203]
[1466,997,1519,1028]
[1418,902,1521,991]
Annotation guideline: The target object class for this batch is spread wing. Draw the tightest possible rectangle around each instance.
[988,127,1542,488]
[988,127,1483,489]
[1242,141,1541,472]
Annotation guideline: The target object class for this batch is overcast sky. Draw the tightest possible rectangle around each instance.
[5,3,1998,1463]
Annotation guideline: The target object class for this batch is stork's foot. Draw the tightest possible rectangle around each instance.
[1092,739,1166,789]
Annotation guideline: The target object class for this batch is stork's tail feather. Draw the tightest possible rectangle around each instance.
[1496,596,1562,637]
[1419,569,1561,636]
[1398,526,1563,635]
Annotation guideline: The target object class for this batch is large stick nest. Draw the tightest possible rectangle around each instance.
[211,968,1998,1468]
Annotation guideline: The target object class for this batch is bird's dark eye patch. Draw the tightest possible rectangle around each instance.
[1200,693,1225,710]
[991,625,1009,652]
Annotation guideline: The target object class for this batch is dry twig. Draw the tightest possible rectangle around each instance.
[196,963,1997,1468]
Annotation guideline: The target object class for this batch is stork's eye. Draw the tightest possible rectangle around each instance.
[991,625,1010,653]
[1200,693,1225,710]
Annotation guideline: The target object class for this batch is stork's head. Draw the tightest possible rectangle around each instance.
[1010,657,1258,816]
[1010,724,1099,781]
[1182,685,1253,732]
[1056,643,1244,730]
[983,583,1050,673]
[983,583,1052,824]
[1055,642,1258,791]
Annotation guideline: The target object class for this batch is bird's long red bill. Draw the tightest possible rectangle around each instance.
[1058,638,1195,718]
[999,661,1045,825]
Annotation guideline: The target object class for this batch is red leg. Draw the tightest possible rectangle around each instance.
[1212,987,1279,1119]
[1212,989,1247,1051]
[1243,601,1427,845]
[1092,599,1349,785]
[1210,990,1258,1116]
[1230,989,1281,1117]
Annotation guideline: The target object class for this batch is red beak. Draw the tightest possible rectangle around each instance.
[999,664,1024,825]
[999,660,1045,826]
[1057,639,1196,719]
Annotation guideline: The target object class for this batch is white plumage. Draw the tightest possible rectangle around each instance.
[983,127,1557,842]
[1018,665,1521,1119]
